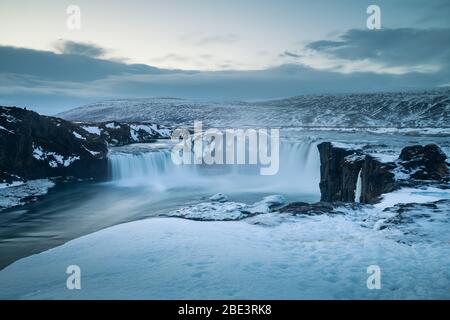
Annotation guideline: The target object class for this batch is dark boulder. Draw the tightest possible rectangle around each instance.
[398,144,448,180]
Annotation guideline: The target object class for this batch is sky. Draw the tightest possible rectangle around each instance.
[0,0,449,114]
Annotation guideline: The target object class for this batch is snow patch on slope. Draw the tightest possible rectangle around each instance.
[72,131,86,140]
[81,126,102,135]
[32,144,80,168]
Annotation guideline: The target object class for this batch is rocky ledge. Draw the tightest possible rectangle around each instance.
[318,142,449,204]
[1,106,108,183]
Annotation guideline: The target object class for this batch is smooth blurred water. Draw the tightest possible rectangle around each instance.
[107,138,321,196]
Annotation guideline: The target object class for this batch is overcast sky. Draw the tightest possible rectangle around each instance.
[0,0,449,114]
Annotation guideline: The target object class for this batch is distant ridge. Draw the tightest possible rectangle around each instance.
[57,88,450,128]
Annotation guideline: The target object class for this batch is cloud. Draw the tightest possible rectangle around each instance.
[54,40,106,58]
[1,61,448,115]
[279,51,302,58]
[304,28,450,73]
[0,42,449,114]
[0,45,177,82]
[196,33,239,45]
[152,53,191,63]
[417,0,450,25]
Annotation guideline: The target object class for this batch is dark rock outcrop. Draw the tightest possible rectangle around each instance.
[397,144,448,180]
[317,142,448,204]
[0,106,108,182]
[279,201,364,215]
[360,155,396,203]
[317,142,364,202]
[279,201,336,215]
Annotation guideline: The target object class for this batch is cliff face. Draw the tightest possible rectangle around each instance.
[318,142,449,204]
[317,142,364,202]
[0,106,108,182]
[359,156,396,203]
[398,145,448,180]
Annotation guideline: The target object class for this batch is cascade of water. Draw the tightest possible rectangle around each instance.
[107,138,321,195]
[109,150,172,181]
[108,150,199,189]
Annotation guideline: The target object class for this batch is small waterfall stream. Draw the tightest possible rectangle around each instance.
[355,169,362,203]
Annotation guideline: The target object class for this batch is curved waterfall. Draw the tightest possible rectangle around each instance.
[108,139,321,195]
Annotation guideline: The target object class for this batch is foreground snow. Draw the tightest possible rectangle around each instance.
[0,193,449,299]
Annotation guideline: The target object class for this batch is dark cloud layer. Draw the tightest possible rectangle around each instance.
[280,51,302,58]
[54,40,106,58]
[418,0,450,24]
[0,45,178,82]
[306,28,450,70]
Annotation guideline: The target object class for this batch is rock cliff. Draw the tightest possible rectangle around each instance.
[0,106,108,183]
[317,142,449,204]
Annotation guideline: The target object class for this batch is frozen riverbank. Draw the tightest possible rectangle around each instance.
[1,198,449,299]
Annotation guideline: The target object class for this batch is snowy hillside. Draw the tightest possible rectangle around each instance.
[57,89,450,129]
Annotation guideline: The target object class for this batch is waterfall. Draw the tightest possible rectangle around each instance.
[108,150,200,190]
[355,169,362,203]
[107,138,321,195]
[277,139,321,194]
[109,150,172,181]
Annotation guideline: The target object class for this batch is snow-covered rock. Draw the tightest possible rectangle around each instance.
[209,193,228,202]
[0,179,55,211]
[163,194,286,221]
[245,195,286,214]
[165,201,248,221]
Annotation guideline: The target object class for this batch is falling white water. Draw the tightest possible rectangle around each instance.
[108,139,321,195]
[109,150,171,181]
[108,149,203,190]
[355,169,362,203]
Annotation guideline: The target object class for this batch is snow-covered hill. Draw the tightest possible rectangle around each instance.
[57,89,450,129]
